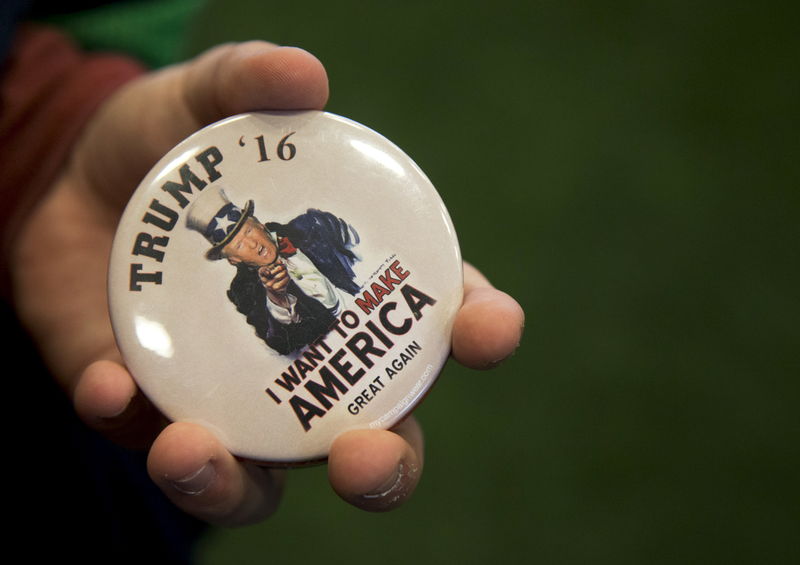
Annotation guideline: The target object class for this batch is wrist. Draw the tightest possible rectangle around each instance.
[267,289,290,309]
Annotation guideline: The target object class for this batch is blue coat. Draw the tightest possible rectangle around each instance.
[227,209,360,355]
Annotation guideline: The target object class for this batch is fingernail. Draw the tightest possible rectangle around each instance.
[488,347,518,368]
[486,323,524,369]
[169,462,216,495]
[361,461,419,504]
[97,391,138,421]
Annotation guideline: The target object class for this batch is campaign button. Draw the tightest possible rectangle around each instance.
[108,111,462,463]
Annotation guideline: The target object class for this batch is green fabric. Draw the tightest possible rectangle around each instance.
[26,0,797,562]
[36,0,206,68]
[186,1,799,564]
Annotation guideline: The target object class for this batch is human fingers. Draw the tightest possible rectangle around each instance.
[148,422,284,526]
[259,263,287,289]
[257,265,273,286]
[261,262,286,279]
[452,262,525,369]
[74,359,168,449]
[77,41,329,210]
[267,267,290,291]
[328,416,424,512]
[181,41,329,126]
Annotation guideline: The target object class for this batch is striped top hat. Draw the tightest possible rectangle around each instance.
[186,187,255,260]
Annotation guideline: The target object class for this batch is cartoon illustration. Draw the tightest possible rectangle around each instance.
[187,187,361,355]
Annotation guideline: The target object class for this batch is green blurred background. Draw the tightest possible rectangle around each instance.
[51,0,799,562]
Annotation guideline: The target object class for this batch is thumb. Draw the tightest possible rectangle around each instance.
[182,41,329,125]
[75,41,329,210]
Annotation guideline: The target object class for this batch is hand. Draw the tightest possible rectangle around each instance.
[259,262,291,305]
[10,41,524,524]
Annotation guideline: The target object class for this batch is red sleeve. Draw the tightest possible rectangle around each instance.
[0,25,145,297]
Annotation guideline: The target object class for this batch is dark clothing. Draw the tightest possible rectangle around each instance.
[227,209,361,355]
[7,303,205,563]
[1,14,204,563]
[266,209,361,296]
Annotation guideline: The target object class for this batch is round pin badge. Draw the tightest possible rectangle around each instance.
[108,111,462,464]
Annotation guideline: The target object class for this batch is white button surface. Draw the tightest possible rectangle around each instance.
[109,111,462,463]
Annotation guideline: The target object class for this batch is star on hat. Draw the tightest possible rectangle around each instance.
[186,187,255,260]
